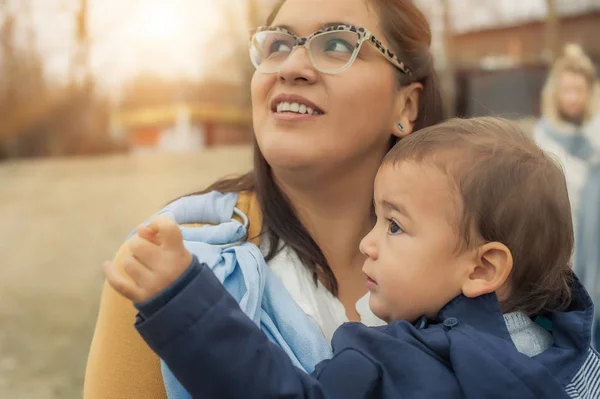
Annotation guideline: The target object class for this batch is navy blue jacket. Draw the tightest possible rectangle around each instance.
[136,259,599,399]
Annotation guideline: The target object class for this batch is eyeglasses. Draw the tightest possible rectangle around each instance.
[249,24,412,75]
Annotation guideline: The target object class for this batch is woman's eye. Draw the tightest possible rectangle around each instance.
[270,41,292,54]
[324,39,353,53]
[387,219,404,235]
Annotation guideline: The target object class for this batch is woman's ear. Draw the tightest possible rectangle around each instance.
[391,82,423,138]
[461,242,513,299]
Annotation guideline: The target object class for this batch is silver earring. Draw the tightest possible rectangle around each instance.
[397,122,405,132]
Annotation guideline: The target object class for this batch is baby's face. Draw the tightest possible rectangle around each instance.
[360,162,475,323]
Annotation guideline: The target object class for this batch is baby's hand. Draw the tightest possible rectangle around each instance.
[103,215,193,304]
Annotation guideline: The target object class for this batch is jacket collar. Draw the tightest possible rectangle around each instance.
[431,273,594,384]
[435,291,512,341]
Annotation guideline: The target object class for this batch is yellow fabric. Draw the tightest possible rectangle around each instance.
[84,192,262,398]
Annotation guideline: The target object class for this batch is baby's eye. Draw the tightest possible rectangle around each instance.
[387,219,404,235]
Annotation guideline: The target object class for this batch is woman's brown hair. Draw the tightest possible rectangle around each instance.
[190,0,444,296]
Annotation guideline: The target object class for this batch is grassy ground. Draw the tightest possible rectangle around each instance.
[0,147,252,398]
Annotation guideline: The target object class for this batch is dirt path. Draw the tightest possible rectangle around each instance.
[0,147,252,398]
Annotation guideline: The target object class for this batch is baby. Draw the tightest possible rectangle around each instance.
[104,117,598,399]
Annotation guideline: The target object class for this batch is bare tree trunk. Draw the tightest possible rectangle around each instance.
[72,0,91,88]
[0,8,17,105]
[545,0,560,64]
[241,0,262,105]
[0,0,47,155]
[440,0,456,118]
[22,0,46,98]
[216,1,260,106]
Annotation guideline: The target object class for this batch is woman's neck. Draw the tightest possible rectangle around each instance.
[276,163,376,321]
[272,153,385,321]
[273,160,377,274]
[559,111,584,127]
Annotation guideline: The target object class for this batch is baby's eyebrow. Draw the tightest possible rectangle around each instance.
[376,199,412,220]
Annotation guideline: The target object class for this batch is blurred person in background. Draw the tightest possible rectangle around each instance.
[83,0,444,397]
[534,44,599,219]
[534,43,600,347]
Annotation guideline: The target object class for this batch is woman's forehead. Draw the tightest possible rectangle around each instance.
[559,71,590,87]
[272,0,382,37]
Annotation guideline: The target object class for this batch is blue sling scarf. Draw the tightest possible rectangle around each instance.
[137,191,333,399]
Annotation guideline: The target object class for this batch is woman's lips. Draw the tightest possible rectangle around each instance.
[272,112,322,122]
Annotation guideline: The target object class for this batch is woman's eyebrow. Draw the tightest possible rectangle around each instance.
[271,24,294,32]
[272,21,354,34]
[319,21,353,28]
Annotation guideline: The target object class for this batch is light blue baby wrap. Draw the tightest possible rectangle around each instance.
[137,191,333,399]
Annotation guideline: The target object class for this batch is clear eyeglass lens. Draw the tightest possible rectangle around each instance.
[250,30,360,74]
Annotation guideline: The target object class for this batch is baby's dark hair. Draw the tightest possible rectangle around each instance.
[383,117,573,315]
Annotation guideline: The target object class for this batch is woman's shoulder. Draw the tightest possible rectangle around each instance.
[584,113,600,151]
[533,120,567,154]
[146,190,262,243]
[532,118,552,141]
[234,191,262,245]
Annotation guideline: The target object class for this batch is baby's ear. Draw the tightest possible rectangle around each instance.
[461,242,513,299]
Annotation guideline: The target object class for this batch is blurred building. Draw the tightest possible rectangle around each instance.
[445,1,600,118]
[110,77,253,153]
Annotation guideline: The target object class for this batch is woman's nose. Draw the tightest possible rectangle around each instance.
[277,47,318,84]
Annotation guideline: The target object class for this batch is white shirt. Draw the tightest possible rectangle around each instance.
[265,245,386,342]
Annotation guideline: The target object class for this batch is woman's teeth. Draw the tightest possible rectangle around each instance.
[276,102,320,115]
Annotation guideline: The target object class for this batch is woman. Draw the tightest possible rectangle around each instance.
[534,44,599,221]
[84,0,444,397]
[534,44,600,346]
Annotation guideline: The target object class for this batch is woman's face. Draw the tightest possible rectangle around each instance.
[556,70,591,121]
[251,0,406,175]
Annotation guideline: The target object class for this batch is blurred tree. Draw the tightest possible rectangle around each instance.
[0,0,46,107]
[0,0,123,159]
[545,0,560,63]
[206,0,279,107]
[0,0,50,157]
[72,0,91,88]
[440,0,456,118]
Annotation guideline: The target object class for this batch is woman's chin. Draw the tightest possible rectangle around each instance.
[260,138,332,172]
[264,151,315,171]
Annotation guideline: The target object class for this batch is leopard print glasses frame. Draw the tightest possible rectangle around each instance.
[249,24,412,75]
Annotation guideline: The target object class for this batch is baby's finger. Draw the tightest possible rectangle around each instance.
[137,223,160,245]
[123,255,153,287]
[102,261,145,303]
[148,216,183,247]
[127,234,159,266]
